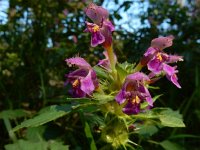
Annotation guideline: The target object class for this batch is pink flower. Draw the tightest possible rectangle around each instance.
[84,3,114,47]
[115,72,153,115]
[141,36,183,88]
[65,57,99,97]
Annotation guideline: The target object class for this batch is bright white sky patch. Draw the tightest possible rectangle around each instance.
[0,0,9,24]
[103,0,149,32]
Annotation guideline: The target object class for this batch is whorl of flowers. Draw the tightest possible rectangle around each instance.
[65,3,183,115]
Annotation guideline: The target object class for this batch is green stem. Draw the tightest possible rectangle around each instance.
[39,66,47,106]
[134,62,143,72]
[3,117,17,142]
[105,45,118,82]
[105,45,116,71]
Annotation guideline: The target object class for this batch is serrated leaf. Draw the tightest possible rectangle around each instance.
[160,140,185,150]
[0,109,29,119]
[12,105,71,132]
[136,124,158,137]
[158,109,185,127]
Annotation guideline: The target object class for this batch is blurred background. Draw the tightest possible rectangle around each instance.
[0,0,200,149]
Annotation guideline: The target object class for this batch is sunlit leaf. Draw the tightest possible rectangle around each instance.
[12,105,71,132]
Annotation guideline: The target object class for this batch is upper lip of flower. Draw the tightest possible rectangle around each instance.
[85,3,109,25]
[150,36,174,50]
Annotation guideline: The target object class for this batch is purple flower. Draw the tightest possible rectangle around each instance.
[65,57,99,97]
[163,64,181,88]
[84,3,114,47]
[115,72,153,115]
[141,36,183,88]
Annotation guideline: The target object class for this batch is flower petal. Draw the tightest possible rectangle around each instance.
[144,47,158,57]
[163,64,181,88]
[123,102,140,115]
[147,58,163,74]
[100,20,114,47]
[167,55,184,63]
[115,90,126,104]
[65,57,91,69]
[151,36,174,50]
[127,72,150,81]
[85,3,109,25]
[80,70,95,95]
[91,32,105,47]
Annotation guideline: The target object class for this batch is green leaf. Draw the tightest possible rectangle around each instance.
[25,126,46,142]
[93,66,109,79]
[12,105,71,132]
[116,62,135,82]
[169,134,200,139]
[4,139,69,150]
[79,110,97,150]
[158,109,185,127]
[136,124,158,137]
[93,93,114,104]
[66,97,92,104]
[132,110,158,119]
[160,140,185,150]
[0,109,29,119]
[5,140,47,150]
[132,108,185,128]
[49,141,69,150]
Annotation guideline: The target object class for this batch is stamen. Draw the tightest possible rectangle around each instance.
[172,74,177,78]
[72,79,79,87]
[135,96,140,104]
[131,96,140,104]
[156,53,162,61]
[92,25,100,32]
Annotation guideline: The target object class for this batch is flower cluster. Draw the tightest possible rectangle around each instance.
[65,3,183,116]
[84,3,115,48]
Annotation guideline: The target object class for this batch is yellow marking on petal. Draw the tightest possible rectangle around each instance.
[135,96,140,104]
[172,74,177,78]
[131,96,140,104]
[72,79,79,87]
[156,53,162,61]
[92,25,100,32]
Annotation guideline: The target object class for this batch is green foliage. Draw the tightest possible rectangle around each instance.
[159,140,184,150]
[5,139,69,150]
[12,105,71,131]
[0,109,29,119]
[132,108,185,127]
